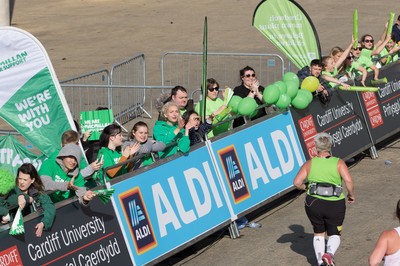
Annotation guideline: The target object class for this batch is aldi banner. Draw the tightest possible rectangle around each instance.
[0,27,75,157]
[356,62,400,143]
[290,89,372,160]
[0,198,132,266]
[253,0,321,69]
[209,112,305,215]
[0,134,47,176]
[110,146,232,265]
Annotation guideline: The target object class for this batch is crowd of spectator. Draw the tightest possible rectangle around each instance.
[1,16,400,238]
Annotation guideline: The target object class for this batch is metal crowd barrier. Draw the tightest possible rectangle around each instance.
[110,54,148,123]
[60,53,148,123]
[60,68,110,121]
[161,52,286,102]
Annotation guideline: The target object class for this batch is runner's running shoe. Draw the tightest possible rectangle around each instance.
[322,253,335,266]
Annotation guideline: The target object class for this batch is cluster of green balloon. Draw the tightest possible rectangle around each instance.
[227,72,319,115]
[227,94,258,117]
[262,72,318,110]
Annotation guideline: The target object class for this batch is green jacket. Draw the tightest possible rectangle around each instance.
[7,187,56,230]
[153,120,190,158]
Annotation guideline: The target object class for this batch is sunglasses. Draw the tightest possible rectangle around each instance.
[354,47,362,51]
[208,87,219,92]
[364,39,374,43]
[244,73,256,78]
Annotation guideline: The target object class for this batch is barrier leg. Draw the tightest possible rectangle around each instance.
[228,221,240,239]
[369,145,378,159]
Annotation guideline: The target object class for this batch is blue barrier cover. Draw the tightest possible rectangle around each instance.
[209,112,305,215]
[110,146,232,265]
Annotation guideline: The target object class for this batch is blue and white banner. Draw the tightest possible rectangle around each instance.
[110,146,232,265]
[210,112,305,215]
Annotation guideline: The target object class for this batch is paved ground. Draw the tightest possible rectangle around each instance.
[160,138,400,266]
[4,1,400,265]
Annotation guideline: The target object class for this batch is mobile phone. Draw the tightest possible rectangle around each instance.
[96,155,103,164]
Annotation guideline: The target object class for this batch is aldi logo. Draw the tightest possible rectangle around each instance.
[119,187,157,255]
[0,245,23,266]
[218,145,250,204]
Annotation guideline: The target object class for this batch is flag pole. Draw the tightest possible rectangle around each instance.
[201,16,208,123]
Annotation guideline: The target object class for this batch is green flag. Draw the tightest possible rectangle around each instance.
[9,208,24,235]
[0,27,76,157]
[0,135,47,176]
[252,0,321,69]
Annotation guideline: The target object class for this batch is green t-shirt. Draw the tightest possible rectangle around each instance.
[307,156,344,201]
[95,147,127,185]
[39,158,86,203]
[380,47,399,65]
[322,66,339,88]
[195,97,231,137]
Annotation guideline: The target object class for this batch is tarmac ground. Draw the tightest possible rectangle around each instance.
[160,136,400,266]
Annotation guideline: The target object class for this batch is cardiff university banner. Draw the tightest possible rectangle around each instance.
[252,0,321,69]
[0,27,75,156]
[0,135,47,176]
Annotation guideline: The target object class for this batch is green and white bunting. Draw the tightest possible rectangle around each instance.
[253,0,321,69]
[9,208,24,235]
[0,27,76,157]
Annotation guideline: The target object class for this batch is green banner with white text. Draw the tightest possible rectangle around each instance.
[0,135,47,176]
[253,0,321,69]
[0,27,76,157]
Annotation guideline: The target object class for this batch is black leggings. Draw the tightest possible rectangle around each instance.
[304,195,346,235]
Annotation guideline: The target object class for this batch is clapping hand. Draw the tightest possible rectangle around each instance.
[67,175,78,191]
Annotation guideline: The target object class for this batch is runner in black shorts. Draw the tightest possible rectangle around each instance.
[294,132,355,266]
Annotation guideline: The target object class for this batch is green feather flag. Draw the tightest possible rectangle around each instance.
[9,208,24,235]
[94,188,115,204]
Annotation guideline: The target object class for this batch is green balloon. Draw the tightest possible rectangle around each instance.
[301,76,319,92]
[291,92,309,109]
[228,95,242,114]
[250,108,258,118]
[274,80,287,94]
[283,72,300,88]
[275,93,291,109]
[213,120,231,136]
[238,97,258,116]
[263,84,280,104]
[285,80,299,99]
[298,89,313,104]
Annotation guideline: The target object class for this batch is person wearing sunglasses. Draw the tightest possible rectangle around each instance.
[360,27,392,58]
[195,78,231,137]
[351,41,380,84]
[358,26,392,72]
[232,66,266,128]
[342,51,367,87]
